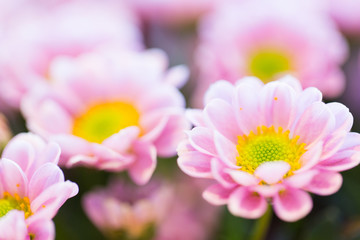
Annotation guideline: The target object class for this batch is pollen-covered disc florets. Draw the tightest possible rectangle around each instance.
[236,126,306,175]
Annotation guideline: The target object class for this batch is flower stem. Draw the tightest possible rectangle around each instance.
[249,206,273,240]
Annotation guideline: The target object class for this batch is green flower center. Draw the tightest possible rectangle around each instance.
[0,192,32,219]
[248,50,292,83]
[236,126,306,175]
[72,101,141,144]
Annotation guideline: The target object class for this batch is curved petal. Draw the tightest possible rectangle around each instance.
[202,183,234,205]
[177,148,212,178]
[187,127,216,156]
[211,158,237,188]
[204,99,241,142]
[254,161,290,184]
[226,169,259,186]
[29,163,65,201]
[292,102,335,146]
[185,109,206,127]
[164,64,189,89]
[128,141,157,185]
[0,159,27,197]
[30,181,78,219]
[0,211,27,240]
[28,218,55,240]
[258,82,296,129]
[102,126,140,153]
[303,171,343,196]
[213,131,238,167]
[228,187,268,219]
[204,80,234,105]
[273,188,312,222]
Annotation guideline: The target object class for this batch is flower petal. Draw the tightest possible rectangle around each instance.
[0,159,27,197]
[204,80,234,105]
[254,161,290,184]
[187,127,216,156]
[214,131,238,167]
[228,187,268,219]
[0,211,27,240]
[128,141,157,185]
[273,188,312,222]
[202,183,234,205]
[303,171,343,196]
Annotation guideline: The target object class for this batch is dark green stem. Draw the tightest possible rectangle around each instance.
[249,206,273,240]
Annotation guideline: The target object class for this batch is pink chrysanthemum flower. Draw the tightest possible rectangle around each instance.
[0,0,142,110]
[0,133,78,239]
[83,177,218,240]
[193,0,348,106]
[22,49,189,185]
[178,76,360,222]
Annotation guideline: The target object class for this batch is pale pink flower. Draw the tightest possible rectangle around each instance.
[0,133,78,239]
[0,0,142,110]
[83,177,218,240]
[327,0,360,36]
[194,0,348,106]
[178,75,360,222]
[22,49,189,185]
[125,0,218,27]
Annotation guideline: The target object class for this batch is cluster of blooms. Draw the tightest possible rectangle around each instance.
[0,0,359,239]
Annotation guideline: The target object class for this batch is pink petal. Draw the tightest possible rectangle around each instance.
[29,163,65,201]
[303,171,343,196]
[284,170,318,188]
[294,87,322,119]
[259,82,296,129]
[228,187,268,219]
[28,218,55,240]
[164,64,189,88]
[177,149,212,178]
[254,161,290,184]
[128,141,157,185]
[273,188,312,222]
[234,80,261,135]
[202,183,234,205]
[211,159,237,188]
[213,131,238,167]
[185,109,206,127]
[187,127,216,156]
[204,80,234,105]
[327,102,353,133]
[102,126,140,153]
[278,75,302,92]
[92,144,134,170]
[226,169,259,186]
[153,112,190,157]
[319,151,360,172]
[0,159,27,197]
[292,102,335,146]
[0,211,27,240]
[31,181,78,219]
[297,140,323,172]
[204,99,241,142]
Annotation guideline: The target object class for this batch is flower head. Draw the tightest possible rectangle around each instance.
[193,0,348,106]
[178,76,360,221]
[0,133,78,238]
[0,0,142,110]
[22,49,190,185]
[83,177,218,240]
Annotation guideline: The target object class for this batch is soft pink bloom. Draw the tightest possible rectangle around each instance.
[0,133,78,239]
[126,0,218,27]
[22,49,189,185]
[178,75,360,222]
[0,0,142,110]
[327,0,360,36]
[83,177,218,240]
[193,0,348,107]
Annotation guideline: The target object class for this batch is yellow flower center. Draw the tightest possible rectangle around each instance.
[236,126,306,175]
[0,192,32,218]
[72,101,141,144]
[248,49,292,83]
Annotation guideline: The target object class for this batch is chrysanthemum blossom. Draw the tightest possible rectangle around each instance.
[22,49,189,185]
[0,0,142,110]
[83,177,218,240]
[178,76,360,222]
[0,133,78,239]
[193,0,348,106]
